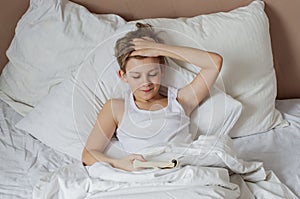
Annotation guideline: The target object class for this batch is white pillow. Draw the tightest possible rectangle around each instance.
[0,0,125,116]
[132,0,284,137]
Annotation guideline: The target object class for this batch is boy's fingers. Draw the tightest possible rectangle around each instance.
[129,51,139,56]
[131,154,146,161]
[130,50,146,56]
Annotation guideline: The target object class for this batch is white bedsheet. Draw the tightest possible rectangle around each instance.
[0,99,79,199]
[32,136,296,198]
[0,98,300,198]
[233,99,300,197]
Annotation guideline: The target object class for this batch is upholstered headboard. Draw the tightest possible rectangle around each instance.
[0,0,299,99]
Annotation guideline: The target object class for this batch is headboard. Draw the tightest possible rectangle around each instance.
[0,0,299,99]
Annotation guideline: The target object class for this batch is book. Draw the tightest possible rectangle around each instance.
[133,159,178,169]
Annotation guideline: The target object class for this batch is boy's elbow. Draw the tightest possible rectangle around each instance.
[82,148,92,166]
[214,53,223,72]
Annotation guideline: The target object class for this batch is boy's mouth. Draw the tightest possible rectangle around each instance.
[141,87,153,93]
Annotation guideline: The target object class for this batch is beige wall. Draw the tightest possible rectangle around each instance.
[0,0,299,99]
[0,0,29,72]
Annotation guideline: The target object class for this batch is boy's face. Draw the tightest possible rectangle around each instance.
[119,57,164,101]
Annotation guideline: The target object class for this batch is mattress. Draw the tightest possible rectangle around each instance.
[0,98,299,198]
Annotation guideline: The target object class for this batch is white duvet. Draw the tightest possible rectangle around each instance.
[32,136,298,199]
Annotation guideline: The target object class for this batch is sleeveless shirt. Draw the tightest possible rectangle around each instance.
[116,87,193,153]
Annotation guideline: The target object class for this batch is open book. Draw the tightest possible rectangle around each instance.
[133,159,178,169]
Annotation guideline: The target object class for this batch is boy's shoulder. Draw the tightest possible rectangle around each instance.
[109,99,125,125]
[108,98,125,113]
[102,99,125,123]
[110,98,124,104]
[106,98,125,107]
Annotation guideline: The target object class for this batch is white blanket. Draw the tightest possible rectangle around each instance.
[32,136,298,199]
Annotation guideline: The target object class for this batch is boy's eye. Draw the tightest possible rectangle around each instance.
[132,76,140,79]
[149,72,158,77]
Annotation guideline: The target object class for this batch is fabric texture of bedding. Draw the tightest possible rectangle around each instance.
[32,135,297,199]
[1,0,284,139]
[234,98,300,197]
[0,0,125,116]
[0,99,79,199]
[1,98,300,198]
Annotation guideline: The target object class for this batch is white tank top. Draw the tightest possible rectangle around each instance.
[116,86,193,153]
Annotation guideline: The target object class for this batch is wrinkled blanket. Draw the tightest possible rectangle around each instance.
[32,136,298,199]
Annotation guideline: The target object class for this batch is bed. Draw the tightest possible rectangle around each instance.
[0,0,299,198]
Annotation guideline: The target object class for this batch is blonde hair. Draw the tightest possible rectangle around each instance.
[114,22,166,72]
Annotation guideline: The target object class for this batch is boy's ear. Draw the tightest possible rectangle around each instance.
[118,70,128,82]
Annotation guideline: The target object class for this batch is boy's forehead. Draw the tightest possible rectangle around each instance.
[127,63,161,73]
[127,56,160,64]
[126,57,161,72]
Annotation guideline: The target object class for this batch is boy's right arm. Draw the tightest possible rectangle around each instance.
[82,99,118,166]
[82,99,146,171]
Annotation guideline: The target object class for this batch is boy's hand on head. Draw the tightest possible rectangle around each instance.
[130,37,164,57]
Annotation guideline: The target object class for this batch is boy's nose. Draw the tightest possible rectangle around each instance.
[140,76,152,87]
[141,75,151,84]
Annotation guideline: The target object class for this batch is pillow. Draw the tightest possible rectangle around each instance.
[0,0,125,116]
[16,23,242,160]
[133,0,284,137]
[89,0,284,138]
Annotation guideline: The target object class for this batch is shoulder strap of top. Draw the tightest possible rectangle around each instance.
[123,89,132,113]
[167,86,179,108]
